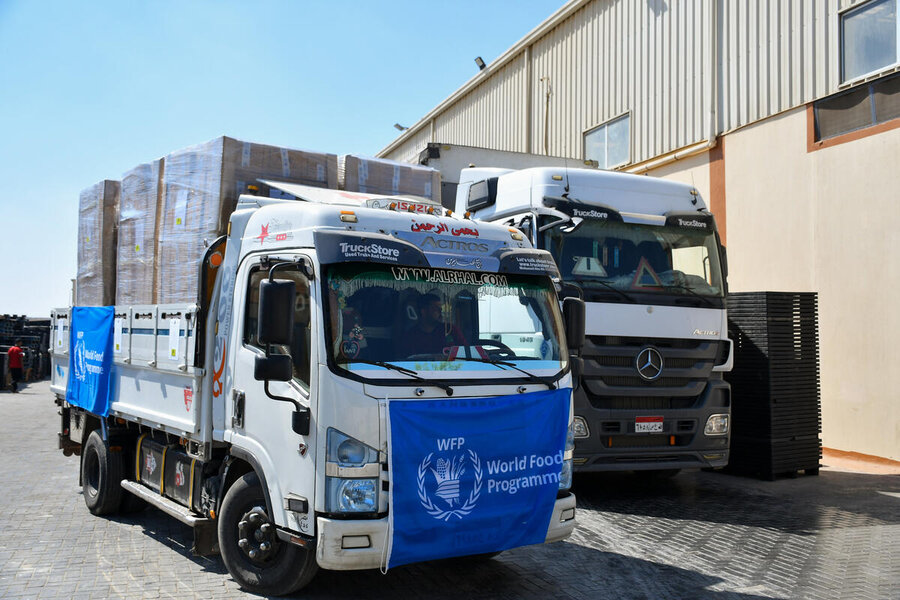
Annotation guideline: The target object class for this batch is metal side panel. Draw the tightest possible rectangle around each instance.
[110,363,205,441]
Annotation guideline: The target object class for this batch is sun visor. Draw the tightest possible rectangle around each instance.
[664,211,717,232]
[314,230,428,267]
[543,196,623,222]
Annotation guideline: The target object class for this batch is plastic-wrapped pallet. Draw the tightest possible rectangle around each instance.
[156,136,338,303]
[76,180,120,306]
[339,155,440,202]
[116,159,164,305]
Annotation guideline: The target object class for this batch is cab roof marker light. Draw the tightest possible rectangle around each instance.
[552,175,563,181]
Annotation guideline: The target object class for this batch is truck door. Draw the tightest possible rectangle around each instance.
[228,257,317,536]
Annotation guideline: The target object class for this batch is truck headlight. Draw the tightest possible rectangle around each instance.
[572,416,590,438]
[325,478,378,513]
[704,414,729,436]
[327,428,379,467]
[326,429,380,513]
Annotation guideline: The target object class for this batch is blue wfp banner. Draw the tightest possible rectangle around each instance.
[387,388,570,568]
[66,307,115,417]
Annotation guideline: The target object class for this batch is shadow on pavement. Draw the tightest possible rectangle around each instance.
[573,468,900,535]
[110,502,780,600]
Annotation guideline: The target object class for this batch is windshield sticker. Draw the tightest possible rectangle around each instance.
[411,221,480,237]
[370,199,440,214]
[572,208,611,220]
[675,218,709,229]
[339,242,401,262]
[420,236,490,253]
[445,257,483,269]
[255,218,294,245]
[392,267,508,287]
[512,255,557,273]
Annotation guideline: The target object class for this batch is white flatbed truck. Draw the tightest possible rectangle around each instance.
[51,183,582,596]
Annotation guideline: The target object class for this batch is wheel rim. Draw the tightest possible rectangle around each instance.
[85,448,100,498]
[237,506,280,565]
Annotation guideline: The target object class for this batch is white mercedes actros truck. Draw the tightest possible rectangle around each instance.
[416,143,732,476]
[52,183,582,596]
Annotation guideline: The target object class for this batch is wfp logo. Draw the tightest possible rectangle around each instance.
[417,437,482,521]
[73,339,87,382]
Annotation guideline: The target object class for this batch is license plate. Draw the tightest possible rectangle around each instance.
[635,416,663,433]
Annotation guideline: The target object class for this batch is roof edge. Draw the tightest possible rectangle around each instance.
[377,0,592,159]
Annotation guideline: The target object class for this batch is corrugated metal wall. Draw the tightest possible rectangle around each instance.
[381,0,850,166]
[528,0,712,162]
[718,0,841,134]
[434,54,528,152]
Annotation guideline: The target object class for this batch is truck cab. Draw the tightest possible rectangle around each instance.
[456,166,732,475]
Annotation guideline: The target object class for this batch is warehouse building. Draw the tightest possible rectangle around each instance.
[379,0,900,461]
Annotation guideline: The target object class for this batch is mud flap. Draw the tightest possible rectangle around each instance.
[193,520,219,556]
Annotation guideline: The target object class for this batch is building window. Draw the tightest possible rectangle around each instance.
[814,72,900,140]
[841,0,899,83]
[584,114,630,168]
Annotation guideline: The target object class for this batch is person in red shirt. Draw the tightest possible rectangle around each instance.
[7,340,25,393]
[401,294,466,359]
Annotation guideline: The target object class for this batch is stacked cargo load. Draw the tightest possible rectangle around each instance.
[116,159,164,305]
[76,180,120,306]
[156,137,339,303]
[339,154,440,203]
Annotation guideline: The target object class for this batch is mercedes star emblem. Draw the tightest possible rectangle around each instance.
[636,346,663,381]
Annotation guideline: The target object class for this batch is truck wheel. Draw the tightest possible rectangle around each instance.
[81,430,124,515]
[218,472,318,596]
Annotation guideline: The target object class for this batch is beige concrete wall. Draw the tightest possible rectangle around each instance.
[719,107,900,460]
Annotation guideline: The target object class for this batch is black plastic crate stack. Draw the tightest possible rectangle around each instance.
[725,292,822,479]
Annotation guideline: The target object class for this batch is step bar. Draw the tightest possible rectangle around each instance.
[121,480,218,555]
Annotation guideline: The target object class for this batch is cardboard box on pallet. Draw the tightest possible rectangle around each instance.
[339,155,441,203]
[156,136,338,303]
[76,180,120,306]
[116,159,164,305]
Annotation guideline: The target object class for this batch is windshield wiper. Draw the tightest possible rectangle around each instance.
[575,278,636,303]
[452,356,557,390]
[665,284,718,308]
[348,360,454,395]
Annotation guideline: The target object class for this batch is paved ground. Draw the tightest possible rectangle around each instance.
[1,381,897,599]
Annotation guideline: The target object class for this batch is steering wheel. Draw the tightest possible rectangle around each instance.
[474,339,516,360]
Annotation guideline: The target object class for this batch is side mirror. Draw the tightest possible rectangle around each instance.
[254,354,292,382]
[563,297,585,352]
[569,356,584,389]
[258,279,295,345]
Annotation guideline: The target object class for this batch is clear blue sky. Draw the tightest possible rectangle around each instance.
[0,0,561,317]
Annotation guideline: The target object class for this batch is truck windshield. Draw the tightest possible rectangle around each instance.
[541,218,725,302]
[324,263,567,379]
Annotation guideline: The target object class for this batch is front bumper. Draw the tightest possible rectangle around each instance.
[573,379,731,472]
[315,493,577,570]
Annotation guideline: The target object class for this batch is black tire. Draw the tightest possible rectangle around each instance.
[218,472,318,596]
[81,430,124,515]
